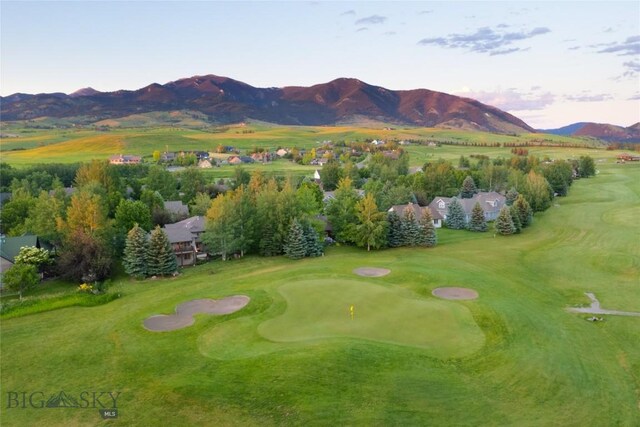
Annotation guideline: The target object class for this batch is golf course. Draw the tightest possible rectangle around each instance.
[1,159,638,426]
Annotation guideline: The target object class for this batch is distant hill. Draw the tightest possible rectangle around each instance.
[0,74,534,133]
[541,122,640,143]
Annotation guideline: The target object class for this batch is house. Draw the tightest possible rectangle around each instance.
[163,201,189,221]
[198,159,213,169]
[109,154,141,165]
[276,148,289,157]
[161,152,177,162]
[0,235,46,276]
[164,216,207,264]
[371,139,385,146]
[251,152,273,163]
[388,203,439,226]
[428,192,506,227]
[228,155,254,165]
[617,153,640,162]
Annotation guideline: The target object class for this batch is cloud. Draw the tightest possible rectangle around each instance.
[419,10,433,15]
[596,35,640,56]
[454,88,555,111]
[497,24,509,29]
[355,15,387,25]
[341,10,356,16]
[418,26,550,55]
[383,31,397,36]
[565,93,613,102]
[356,27,368,32]
[568,46,581,50]
[623,60,640,72]
[530,86,541,91]
[628,93,640,100]
[603,27,614,33]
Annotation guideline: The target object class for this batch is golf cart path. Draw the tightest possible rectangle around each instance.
[567,293,640,317]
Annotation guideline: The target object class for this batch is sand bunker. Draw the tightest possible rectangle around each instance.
[144,295,250,332]
[432,287,479,300]
[353,267,391,277]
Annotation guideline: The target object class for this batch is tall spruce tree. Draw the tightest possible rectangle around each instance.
[446,197,466,230]
[509,205,522,234]
[460,176,477,198]
[302,221,324,257]
[495,206,516,235]
[505,187,519,206]
[419,208,437,247]
[284,219,307,260]
[387,210,402,248]
[123,224,149,278]
[147,226,178,276]
[514,194,533,228]
[401,207,422,246]
[468,201,488,232]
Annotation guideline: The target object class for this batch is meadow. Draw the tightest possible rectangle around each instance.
[1,162,638,426]
[1,121,611,172]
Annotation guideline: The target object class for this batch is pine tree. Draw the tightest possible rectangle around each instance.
[460,176,477,198]
[123,224,149,278]
[510,205,522,234]
[302,221,324,257]
[505,187,519,206]
[468,201,488,232]
[147,226,178,276]
[446,197,466,230]
[495,206,516,235]
[387,210,402,248]
[419,208,437,247]
[401,207,421,246]
[514,194,533,228]
[284,219,307,260]
[259,222,280,257]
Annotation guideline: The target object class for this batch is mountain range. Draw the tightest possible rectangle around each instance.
[2,74,637,142]
[1,75,533,133]
[540,122,640,143]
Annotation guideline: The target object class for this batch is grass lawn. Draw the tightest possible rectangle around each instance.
[1,164,639,426]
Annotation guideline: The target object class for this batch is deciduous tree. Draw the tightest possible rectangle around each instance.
[351,194,387,251]
[2,263,39,300]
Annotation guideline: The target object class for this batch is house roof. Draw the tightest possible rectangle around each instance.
[161,226,195,244]
[0,235,41,263]
[165,216,205,234]
[388,203,439,221]
[428,192,506,217]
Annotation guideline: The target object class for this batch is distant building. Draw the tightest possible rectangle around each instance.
[109,154,141,165]
[198,159,213,169]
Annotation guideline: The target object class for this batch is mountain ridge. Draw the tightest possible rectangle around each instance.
[540,122,640,142]
[1,74,535,133]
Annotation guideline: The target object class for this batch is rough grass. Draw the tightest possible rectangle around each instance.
[0,163,638,426]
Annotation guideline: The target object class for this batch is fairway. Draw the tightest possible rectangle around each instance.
[1,162,639,426]
[258,279,484,356]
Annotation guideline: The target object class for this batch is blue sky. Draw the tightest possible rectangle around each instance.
[1,1,638,128]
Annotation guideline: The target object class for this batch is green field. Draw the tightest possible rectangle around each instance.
[1,162,639,426]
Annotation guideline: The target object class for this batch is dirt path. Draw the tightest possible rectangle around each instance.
[567,293,640,317]
[144,295,250,332]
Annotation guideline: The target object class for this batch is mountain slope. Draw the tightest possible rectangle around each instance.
[1,74,534,133]
[541,122,640,142]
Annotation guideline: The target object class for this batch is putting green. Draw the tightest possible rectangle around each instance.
[257,279,484,357]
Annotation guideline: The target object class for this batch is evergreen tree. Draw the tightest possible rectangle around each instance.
[495,206,516,235]
[147,226,178,276]
[387,210,402,248]
[514,194,533,228]
[460,176,477,198]
[446,197,466,230]
[505,187,519,206]
[259,223,280,257]
[400,207,422,246]
[123,224,149,278]
[419,208,437,247]
[468,201,488,232]
[284,219,307,260]
[302,221,324,257]
[509,205,522,234]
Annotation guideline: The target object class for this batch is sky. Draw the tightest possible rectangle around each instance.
[1,1,639,128]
